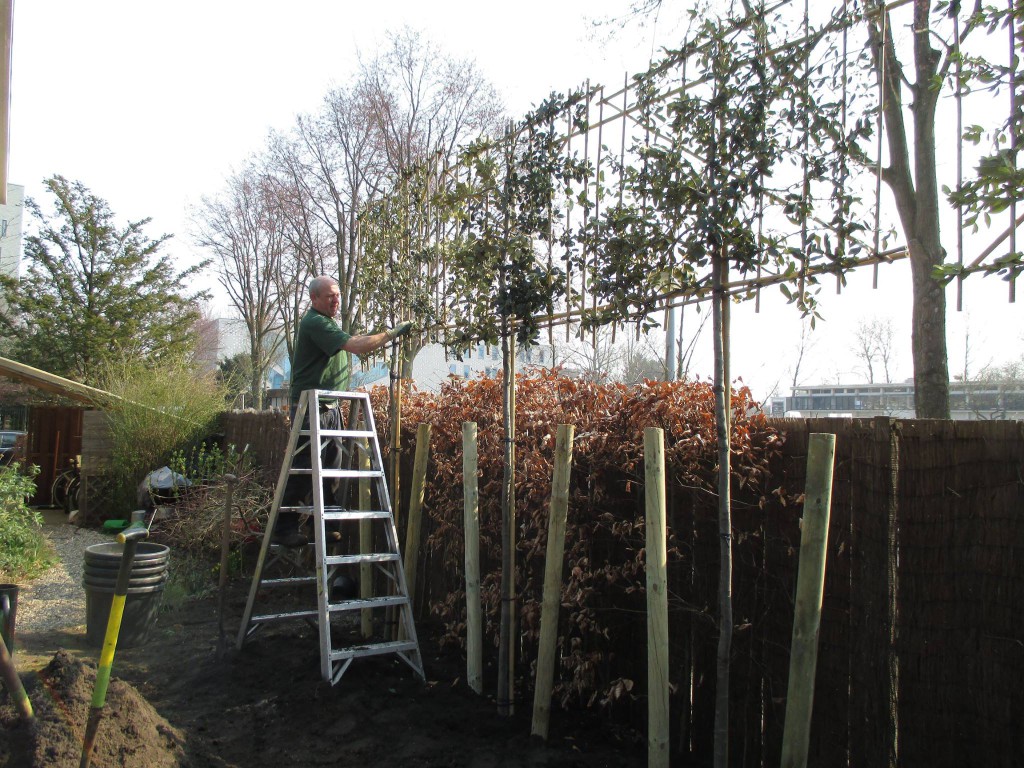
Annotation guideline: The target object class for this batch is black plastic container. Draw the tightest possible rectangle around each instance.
[82,542,170,648]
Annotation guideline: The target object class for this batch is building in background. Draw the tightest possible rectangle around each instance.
[769,381,1024,421]
[411,341,556,391]
[0,183,24,282]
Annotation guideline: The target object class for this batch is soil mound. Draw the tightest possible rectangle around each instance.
[0,650,188,768]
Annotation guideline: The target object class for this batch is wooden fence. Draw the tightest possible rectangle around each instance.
[221,411,1024,767]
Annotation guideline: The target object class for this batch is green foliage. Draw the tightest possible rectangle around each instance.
[0,175,211,385]
[217,352,254,401]
[941,0,1024,282]
[168,442,246,484]
[95,355,227,517]
[0,465,54,581]
[587,5,869,326]
[443,94,590,348]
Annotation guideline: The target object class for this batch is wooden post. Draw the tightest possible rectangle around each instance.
[403,423,432,611]
[359,438,372,639]
[531,424,575,739]
[216,474,237,659]
[781,432,836,768]
[645,427,669,768]
[463,422,483,694]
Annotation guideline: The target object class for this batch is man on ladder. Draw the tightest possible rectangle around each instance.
[238,273,422,683]
[276,275,413,547]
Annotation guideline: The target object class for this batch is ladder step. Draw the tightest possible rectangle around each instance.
[287,469,385,479]
[328,595,409,612]
[329,640,419,662]
[299,428,376,439]
[260,576,316,587]
[252,608,319,623]
[326,552,400,566]
[277,506,391,519]
[323,509,392,521]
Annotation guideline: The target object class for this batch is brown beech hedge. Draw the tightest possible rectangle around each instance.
[373,369,786,713]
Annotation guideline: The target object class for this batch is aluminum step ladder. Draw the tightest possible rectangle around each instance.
[236,389,424,685]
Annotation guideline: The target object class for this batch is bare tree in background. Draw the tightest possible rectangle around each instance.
[852,316,896,384]
[622,332,666,384]
[264,131,337,362]
[559,330,623,383]
[789,317,817,391]
[361,28,505,175]
[190,304,222,373]
[193,164,285,410]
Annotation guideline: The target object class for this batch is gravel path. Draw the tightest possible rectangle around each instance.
[16,517,109,633]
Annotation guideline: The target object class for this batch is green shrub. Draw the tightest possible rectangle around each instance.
[95,354,228,517]
[0,465,55,580]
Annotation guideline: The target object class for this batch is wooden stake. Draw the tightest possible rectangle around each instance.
[463,422,483,695]
[531,424,575,739]
[403,423,432,612]
[781,432,836,768]
[216,474,237,659]
[644,427,670,768]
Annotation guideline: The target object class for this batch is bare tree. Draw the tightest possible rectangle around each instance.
[621,333,664,384]
[356,30,506,378]
[852,316,896,384]
[190,304,222,374]
[360,28,505,175]
[263,131,337,362]
[789,317,818,391]
[558,330,623,383]
[192,163,285,410]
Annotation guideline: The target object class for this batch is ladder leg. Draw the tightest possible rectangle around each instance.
[237,391,311,650]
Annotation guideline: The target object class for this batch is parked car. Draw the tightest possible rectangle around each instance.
[0,430,25,465]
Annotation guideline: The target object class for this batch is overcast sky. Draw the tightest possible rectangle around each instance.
[8,1,1022,400]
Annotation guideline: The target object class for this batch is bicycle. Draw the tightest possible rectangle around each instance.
[51,457,81,514]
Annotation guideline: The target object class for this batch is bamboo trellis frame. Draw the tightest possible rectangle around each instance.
[354,0,1020,345]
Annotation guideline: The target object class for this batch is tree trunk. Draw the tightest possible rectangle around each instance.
[712,252,732,768]
[869,0,951,417]
[909,238,949,417]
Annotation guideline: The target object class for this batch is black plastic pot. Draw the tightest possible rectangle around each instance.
[82,542,171,648]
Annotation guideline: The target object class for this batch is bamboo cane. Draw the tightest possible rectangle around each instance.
[531,424,574,739]
[403,423,432,612]
[780,432,836,768]
[463,422,483,694]
[644,427,670,768]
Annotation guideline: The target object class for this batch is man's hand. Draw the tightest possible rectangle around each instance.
[386,321,414,341]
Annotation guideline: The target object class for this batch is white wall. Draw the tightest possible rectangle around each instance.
[411,341,555,392]
[0,184,24,281]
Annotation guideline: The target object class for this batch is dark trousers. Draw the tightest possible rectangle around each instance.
[279,405,344,530]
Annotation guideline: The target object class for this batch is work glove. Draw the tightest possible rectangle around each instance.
[386,320,414,341]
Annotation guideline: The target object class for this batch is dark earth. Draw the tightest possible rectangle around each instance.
[1,577,646,768]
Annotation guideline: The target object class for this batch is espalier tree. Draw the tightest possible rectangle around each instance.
[440,94,590,715]
[582,7,867,764]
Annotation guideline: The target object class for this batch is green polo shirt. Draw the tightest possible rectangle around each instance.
[289,309,352,407]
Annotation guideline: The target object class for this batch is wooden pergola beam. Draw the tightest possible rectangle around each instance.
[0,355,117,405]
